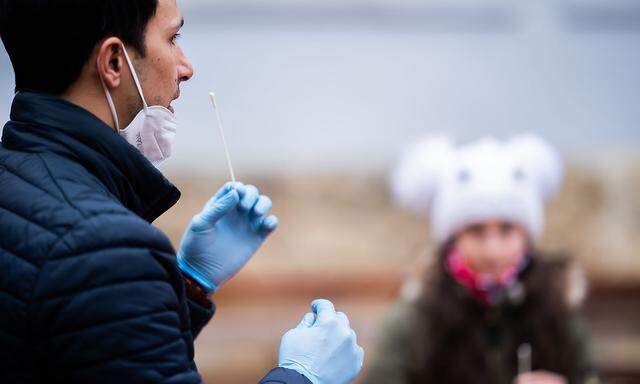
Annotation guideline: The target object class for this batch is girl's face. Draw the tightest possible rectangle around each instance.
[454,220,528,278]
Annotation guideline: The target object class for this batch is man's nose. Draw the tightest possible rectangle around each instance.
[178,54,194,82]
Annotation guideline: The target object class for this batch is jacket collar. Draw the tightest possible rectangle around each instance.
[1,90,180,222]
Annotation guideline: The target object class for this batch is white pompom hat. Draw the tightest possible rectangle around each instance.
[390,134,563,242]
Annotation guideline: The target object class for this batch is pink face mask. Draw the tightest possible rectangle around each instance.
[446,247,528,306]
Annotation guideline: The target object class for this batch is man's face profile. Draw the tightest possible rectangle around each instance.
[125,0,193,121]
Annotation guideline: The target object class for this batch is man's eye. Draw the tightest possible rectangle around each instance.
[170,33,181,44]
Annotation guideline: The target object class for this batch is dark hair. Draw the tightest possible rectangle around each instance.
[0,0,158,95]
[408,246,589,383]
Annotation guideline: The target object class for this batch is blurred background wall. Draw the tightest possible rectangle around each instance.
[1,0,639,382]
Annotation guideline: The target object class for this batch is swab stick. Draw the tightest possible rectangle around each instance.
[209,92,236,185]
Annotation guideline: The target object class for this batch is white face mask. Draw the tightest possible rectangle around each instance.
[98,45,177,167]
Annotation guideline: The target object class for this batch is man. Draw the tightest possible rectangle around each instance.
[0,1,364,383]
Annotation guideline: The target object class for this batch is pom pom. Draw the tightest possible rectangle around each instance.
[509,134,564,201]
[390,136,454,215]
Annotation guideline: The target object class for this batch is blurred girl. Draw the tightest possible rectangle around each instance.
[362,136,597,384]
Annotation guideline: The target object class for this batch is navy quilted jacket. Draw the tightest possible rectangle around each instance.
[0,91,310,384]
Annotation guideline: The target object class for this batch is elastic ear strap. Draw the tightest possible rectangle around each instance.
[121,44,149,111]
[97,58,120,131]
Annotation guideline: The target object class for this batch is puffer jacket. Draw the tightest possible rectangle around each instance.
[0,91,309,384]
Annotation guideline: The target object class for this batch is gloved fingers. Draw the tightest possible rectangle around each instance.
[239,184,259,211]
[336,311,350,328]
[252,195,273,216]
[347,327,363,375]
[355,345,365,369]
[199,189,240,224]
[205,182,242,211]
[297,312,316,328]
[255,215,278,236]
[349,329,358,344]
[213,182,233,200]
[213,181,243,200]
[311,299,336,325]
[233,183,246,203]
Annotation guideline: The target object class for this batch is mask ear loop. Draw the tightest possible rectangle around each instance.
[120,44,149,113]
[97,57,121,132]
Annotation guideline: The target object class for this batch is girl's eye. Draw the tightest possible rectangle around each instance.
[468,224,484,237]
[170,33,181,44]
[500,223,514,235]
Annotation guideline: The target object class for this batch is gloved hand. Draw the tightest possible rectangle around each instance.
[278,299,365,384]
[177,182,278,292]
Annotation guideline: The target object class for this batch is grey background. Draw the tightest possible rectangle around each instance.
[1,0,638,175]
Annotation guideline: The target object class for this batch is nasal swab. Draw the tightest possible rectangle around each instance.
[517,343,532,375]
[209,92,236,185]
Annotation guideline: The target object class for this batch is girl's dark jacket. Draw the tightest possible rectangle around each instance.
[362,253,598,384]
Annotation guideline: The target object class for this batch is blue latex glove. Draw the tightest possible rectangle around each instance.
[177,182,278,292]
[278,299,365,384]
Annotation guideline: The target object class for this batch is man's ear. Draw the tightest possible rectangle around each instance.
[96,37,125,90]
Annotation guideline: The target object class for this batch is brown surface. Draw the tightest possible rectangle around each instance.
[154,166,640,383]
[194,273,640,383]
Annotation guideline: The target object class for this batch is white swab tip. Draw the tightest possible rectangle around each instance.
[209,92,217,108]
